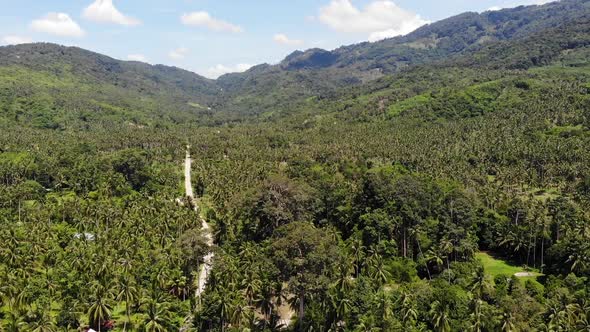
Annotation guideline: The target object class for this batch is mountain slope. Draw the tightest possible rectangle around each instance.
[215,0,590,117]
[0,43,220,128]
[265,23,583,132]
[1,0,589,128]
[0,43,219,102]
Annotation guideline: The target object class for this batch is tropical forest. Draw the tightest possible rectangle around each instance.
[1,0,590,331]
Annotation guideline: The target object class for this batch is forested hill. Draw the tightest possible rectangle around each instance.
[1,0,590,128]
[0,43,220,128]
[3,0,590,331]
[221,0,590,82]
[0,43,218,99]
[215,0,590,116]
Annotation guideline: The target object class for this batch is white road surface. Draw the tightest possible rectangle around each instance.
[185,147,214,297]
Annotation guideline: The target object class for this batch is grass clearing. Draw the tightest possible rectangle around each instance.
[188,102,207,109]
[476,252,543,281]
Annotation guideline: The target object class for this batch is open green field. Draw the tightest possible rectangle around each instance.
[476,252,543,280]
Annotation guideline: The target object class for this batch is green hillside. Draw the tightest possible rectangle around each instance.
[1,0,590,331]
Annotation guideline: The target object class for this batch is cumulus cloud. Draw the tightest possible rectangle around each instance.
[127,54,148,62]
[486,0,553,11]
[273,33,304,46]
[169,47,189,60]
[205,63,252,79]
[83,0,141,26]
[31,13,85,37]
[181,12,243,33]
[318,0,429,42]
[1,35,33,45]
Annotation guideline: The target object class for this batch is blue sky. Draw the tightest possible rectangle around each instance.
[0,0,552,78]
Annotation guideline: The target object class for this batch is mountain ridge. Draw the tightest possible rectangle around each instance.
[1,0,589,127]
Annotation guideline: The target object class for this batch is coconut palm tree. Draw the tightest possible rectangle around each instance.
[141,299,173,332]
[347,234,365,278]
[396,291,418,329]
[368,253,390,285]
[426,247,445,274]
[88,282,114,332]
[469,266,492,299]
[327,285,352,331]
[568,250,590,274]
[4,307,26,332]
[430,301,451,332]
[375,290,392,329]
[255,283,275,327]
[241,272,261,307]
[230,297,250,330]
[546,293,582,331]
[500,311,516,332]
[29,310,58,332]
[470,299,484,332]
[116,276,138,331]
[211,286,234,332]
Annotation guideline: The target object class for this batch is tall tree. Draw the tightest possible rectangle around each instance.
[270,222,340,331]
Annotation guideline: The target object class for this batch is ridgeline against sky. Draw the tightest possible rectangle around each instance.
[1,0,551,77]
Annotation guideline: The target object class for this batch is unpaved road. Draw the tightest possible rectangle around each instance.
[185,147,214,297]
[184,147,293,327]
[184,149,194,198]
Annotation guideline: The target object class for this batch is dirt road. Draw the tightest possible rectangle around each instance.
[185,146,214,297]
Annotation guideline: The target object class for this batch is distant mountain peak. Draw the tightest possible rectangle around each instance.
[280,48,339,70]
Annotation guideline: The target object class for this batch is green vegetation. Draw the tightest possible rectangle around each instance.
[388,93,432,116]
[476,252,542,279]
[2,1,590,331]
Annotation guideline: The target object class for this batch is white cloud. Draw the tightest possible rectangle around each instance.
[31,13,85,37]
[127,54,147,62]
[181,12,243,33]
[169,47,189,60]
[83,0,141,26]
[205,63,252,79]
[1,35,33,45]
[318,0,429,41]
[486,0,554,11]
[273,33,304,46]
[367,19,426,42]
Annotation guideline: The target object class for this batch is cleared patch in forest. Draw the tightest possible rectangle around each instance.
[476,252,543,280]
